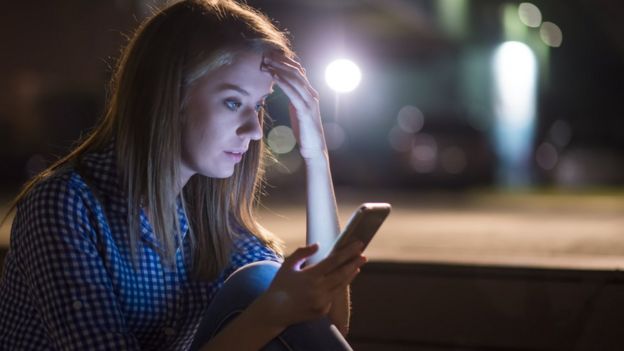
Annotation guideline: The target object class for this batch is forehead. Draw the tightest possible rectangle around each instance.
[199,52,274,96]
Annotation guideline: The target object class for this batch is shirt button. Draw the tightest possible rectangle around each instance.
[164,327,175,336]
[73,301,83,310]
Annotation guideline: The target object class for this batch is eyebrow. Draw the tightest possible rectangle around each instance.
[217,83,274,99]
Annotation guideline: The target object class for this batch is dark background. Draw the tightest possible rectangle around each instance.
[1,3,624,350]
[1,0,623,193]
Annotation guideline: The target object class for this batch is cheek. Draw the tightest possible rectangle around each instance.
[181,115,201,149]
[182,111,226,159]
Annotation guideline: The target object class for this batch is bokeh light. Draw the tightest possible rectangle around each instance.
[518,3,542,28]
[325,59,362,93]
[388,126,412,152]
[536,142,558,170]
[323,122,347,151]
[492,41,538,186]
[397,105,425,133]
[267,125,296,154]
[540,22,563,47]
[410,133,438,173]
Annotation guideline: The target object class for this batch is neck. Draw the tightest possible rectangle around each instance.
[176,165,195,197]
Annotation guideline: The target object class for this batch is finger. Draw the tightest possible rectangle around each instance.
[264,57,304,79]
[270,63,319,100]
[269,66,315,105]
[265,59,319,100]
[308,240,364,275]
[283,243,319,270]
[275,57,320,99]
[266,52,306,76]
[323,254,367,291]
[272,72,310,111]
[273,54,307,76]
[328,265,362,295]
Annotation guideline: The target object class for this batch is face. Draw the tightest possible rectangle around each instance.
[180,52,274,181]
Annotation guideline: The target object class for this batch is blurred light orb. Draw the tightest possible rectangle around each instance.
[441,147,467,174]
[492,41,537,186]
[540,22,563,47]
[493,41,537,126]
[267,125,296,154]
[388,126,412,152]
[518,2,542,28]
[410,133,438,173]
[549,120,572,147]
[536,142,558,170]
[325,59,362,93]
[323,122,347,150]
[397,105,425,133]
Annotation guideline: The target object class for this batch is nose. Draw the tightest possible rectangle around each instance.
[237,107,263,141]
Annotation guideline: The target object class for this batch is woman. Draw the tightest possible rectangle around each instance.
[0,1,366,350]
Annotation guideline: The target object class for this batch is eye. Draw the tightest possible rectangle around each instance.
[224,99,242,111]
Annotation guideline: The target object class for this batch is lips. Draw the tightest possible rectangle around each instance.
[224,150,246,162]
[225,149,247,154]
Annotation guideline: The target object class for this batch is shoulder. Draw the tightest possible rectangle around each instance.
[6,166,109,277]
[17,166,90,212]
[20,167,93,215]
[230,231,283,265]
[12,167,99,245]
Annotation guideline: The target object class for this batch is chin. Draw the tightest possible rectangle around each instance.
[202,167,235,179]
[214,172,235,179]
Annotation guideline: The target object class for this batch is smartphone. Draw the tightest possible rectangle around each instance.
[327,202,391,257]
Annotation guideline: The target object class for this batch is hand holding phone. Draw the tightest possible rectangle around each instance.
[326,202,391,258]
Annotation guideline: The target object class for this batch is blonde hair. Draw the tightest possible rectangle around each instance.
[2,0,293,280]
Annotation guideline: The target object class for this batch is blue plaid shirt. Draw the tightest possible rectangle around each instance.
[0,141,283,350]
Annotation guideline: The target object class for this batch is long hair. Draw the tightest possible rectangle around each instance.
[2,0,293,280]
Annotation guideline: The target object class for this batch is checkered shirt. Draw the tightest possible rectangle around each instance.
[0,141,283,350]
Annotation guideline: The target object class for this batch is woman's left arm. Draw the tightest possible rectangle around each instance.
[263,54,355,335]
[303,148,351,335]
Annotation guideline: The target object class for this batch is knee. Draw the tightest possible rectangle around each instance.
[222,260,281,298]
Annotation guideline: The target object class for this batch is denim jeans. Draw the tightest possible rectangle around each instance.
[190,261,354,351]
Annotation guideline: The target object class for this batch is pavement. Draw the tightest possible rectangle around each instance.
[2,189,624,270]
[258,189,624,270]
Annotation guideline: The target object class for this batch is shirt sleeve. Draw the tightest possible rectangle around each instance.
[11,176,141,350]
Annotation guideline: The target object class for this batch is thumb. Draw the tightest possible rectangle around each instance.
[284,243,319,270]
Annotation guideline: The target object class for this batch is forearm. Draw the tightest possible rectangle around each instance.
[304,151,340,264]
[198,294,285,351]
[303,152,351,331]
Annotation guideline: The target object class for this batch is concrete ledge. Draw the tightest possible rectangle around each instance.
[349,261,624,351]
[2,249,624,350]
